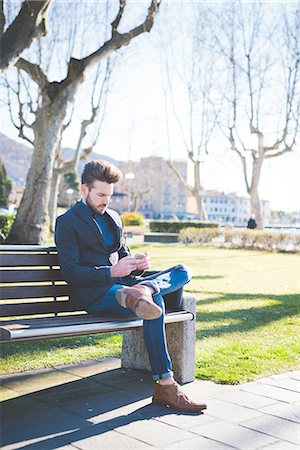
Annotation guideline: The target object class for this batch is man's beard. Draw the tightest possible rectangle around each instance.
[86,195,106,215]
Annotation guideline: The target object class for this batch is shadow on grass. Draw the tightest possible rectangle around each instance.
[0,332,122,367]
[191,275,224,280]
[196,292,299,339]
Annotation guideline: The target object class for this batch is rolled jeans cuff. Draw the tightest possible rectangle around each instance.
[139,280,160,295]
[152,370,174,382]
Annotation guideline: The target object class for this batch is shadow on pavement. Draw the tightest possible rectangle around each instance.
[1,367,203,450]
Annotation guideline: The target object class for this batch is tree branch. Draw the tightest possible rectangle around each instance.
[15,57,48,89]
[0,0,53,71]
[264,146,293,159]
[111,0,126,35]
[81,0,159,71]
[228,128,250,193]
[167,160,193,192]
[0,0,4,37]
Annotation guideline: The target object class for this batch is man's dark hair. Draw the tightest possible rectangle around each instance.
[81,160,122,188]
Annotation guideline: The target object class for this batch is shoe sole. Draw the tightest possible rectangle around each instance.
[152,398,207,412]
[134,298,162,320]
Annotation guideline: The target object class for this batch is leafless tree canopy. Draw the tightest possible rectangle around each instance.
[0,0,52,71]
[4,0,160,244]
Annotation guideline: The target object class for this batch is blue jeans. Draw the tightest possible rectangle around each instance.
[86,264,192,381]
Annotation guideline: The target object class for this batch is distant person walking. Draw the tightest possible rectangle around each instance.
[247,215,257,230]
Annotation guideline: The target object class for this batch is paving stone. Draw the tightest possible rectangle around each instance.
[87,397,153,424]
[183,379,235,400]
[2,437,76,450]
[213,390,277,409]
[0,386,19,401]
[88,367,151,385]
[200,398,263,423]
[31,378,118,408]
[1,370,81,395]
[260,440,300,449]
[189,420,277,449]
[155,410,217,429]
[241,383,297,403]
[55,357,121,378]
[259,378,300,393]
[104,414,196,447]
[259,402,300,423]
[58,427,153,450]
[163,435,235,449]
[1,396,92,449]
[259,372,298,382]
[101,376,154,397]
[242,415,300,445]
[56,389,146,423]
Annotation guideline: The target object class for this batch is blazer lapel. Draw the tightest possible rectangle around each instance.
[73,201,107,247]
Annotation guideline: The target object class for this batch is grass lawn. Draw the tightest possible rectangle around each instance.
[1,245,299,384]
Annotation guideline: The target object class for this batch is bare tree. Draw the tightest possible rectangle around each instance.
[213,2,300,229]
[158,4,220,220]
[4,0,160,244]
[0,0,52,71]
[48,57,113,232]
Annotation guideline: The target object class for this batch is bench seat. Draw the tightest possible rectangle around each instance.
[0,310,193,342]
[0,244,196,383]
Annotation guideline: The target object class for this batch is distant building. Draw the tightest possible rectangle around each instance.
[109,156,271,226]
[110,157,187,219]
[201,190,250,225]
[187,190,271,226]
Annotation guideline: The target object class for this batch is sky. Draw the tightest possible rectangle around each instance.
[1,0,299,212]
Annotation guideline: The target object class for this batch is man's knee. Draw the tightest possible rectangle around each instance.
[174,264,192,283]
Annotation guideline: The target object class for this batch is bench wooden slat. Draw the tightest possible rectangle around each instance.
[0,300,80,317]
[0,245,57,252]
[0,253,59,267]
[0,284,69,300]
[0,269,64,283]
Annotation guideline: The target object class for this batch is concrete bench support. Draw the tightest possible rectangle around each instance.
[121,295,196,384]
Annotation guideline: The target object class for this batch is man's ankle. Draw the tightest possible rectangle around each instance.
[157,377,175,386]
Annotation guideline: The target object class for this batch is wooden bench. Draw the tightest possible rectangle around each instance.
[0,245,196,383]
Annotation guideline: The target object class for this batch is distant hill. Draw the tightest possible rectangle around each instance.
[0,133,118,187]
[0,133,32,186]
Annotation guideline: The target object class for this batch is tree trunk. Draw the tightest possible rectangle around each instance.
[7,89,73,244]
[193,160,207,220]
[249,156,264,229]
[49,170,62,233]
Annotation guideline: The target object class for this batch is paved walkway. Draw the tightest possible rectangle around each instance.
[1,358,299,450]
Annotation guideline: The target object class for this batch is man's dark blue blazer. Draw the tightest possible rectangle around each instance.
[55,200,132,309]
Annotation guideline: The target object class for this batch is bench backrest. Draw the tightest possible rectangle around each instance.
[0,245,81,319]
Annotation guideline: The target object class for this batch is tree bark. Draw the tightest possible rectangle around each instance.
[249,154,264,229]
[49,170,62,233]
[193,160,207,220]
[0,0,52,71]
[7,86,74,244]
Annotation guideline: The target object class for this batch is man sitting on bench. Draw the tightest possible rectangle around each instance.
[55,159,206,413]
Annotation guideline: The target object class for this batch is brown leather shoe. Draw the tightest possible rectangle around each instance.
[116,285,162,320]
[152,381,207,413]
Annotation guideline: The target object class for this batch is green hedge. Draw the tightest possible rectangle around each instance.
[180,227,221,244]
[178,227,300,253]
[0,213,15,242]
[149,220,219,233]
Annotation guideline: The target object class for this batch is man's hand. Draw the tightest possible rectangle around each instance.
[134,252,150,271]
[110,256,138,278]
